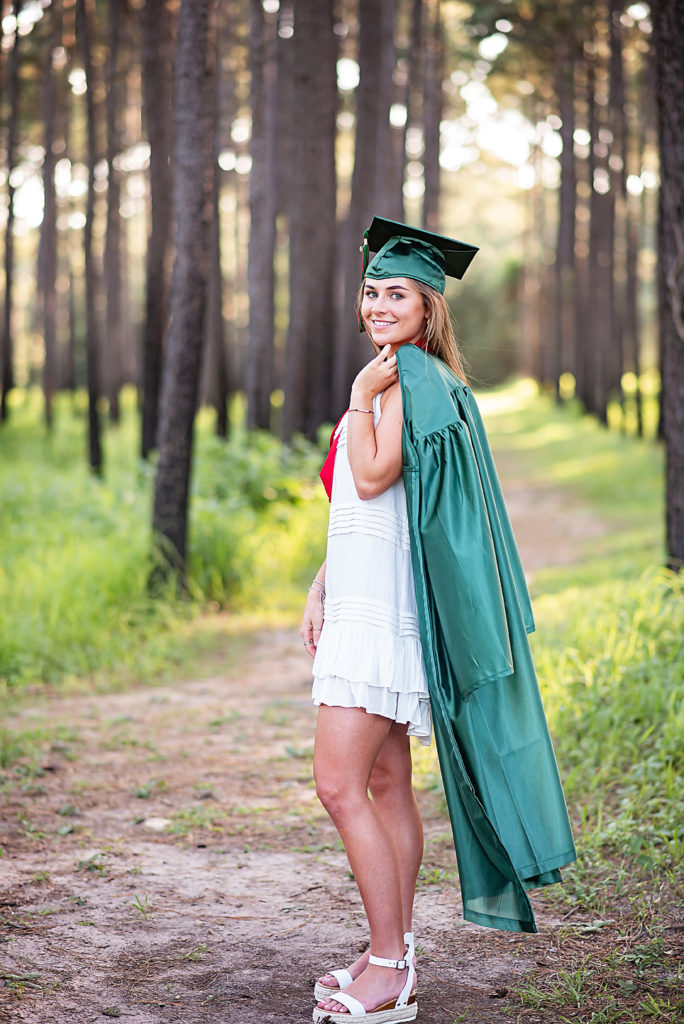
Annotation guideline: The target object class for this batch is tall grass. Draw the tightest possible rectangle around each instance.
[0,387,328,694]
[535,570,683,876]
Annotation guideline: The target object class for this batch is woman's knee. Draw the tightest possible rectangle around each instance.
[314,764,356,820]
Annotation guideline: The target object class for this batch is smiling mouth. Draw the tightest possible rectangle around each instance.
[372,320,397,327]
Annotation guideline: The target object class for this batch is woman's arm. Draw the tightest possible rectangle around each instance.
[300,560,326,658]
[347,346,403,500]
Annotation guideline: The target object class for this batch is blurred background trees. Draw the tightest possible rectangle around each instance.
[0,0,681,571]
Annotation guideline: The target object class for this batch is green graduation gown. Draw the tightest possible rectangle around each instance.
[397,343,576,933]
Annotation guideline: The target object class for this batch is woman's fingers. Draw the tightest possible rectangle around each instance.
[300,612,323,658]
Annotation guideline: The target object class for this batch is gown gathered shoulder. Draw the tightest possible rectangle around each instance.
[312,392,432,745]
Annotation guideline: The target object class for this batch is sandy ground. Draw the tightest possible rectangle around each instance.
[0,467,613,1024]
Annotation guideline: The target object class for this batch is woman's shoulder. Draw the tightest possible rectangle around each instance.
[380,381,401,407]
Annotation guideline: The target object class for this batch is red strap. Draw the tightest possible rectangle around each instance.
[319,410,347,502]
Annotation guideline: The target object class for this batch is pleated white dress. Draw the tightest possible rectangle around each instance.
[312,393,432,745]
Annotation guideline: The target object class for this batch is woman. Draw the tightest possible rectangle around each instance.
[301,218,576,1024]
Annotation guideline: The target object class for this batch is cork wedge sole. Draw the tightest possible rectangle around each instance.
[312,993,418,1024]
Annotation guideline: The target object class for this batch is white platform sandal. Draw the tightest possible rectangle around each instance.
[314,932,414,1001]
[312,933,417,1024]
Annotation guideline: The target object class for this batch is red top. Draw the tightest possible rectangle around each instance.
[319,411,347,502]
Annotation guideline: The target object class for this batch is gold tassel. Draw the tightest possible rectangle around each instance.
[360,229,370,276]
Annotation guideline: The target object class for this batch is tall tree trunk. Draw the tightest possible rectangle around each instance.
[372,0,397,207]
[422,0,443,231]
[520,115,545,380]
[246,0,277,430]
[623,37,644,436]
[608,0,625,418]
[393,0,423,224]
[206,5,229,438]
[75,0,103,475]
[152,0,215,580]
[281,0,337,439]
[652,0,684,571]
[141,0,174,457]
[573,55,591,409]
[1,1,23,423]
[61,67,77,392]
[584,58,600,413]
[273,1,294,222]
[104,0,126,424]
[333,0,384,414]
[586,25,614,426]
[553,51,577,403]
[40,3,59,429]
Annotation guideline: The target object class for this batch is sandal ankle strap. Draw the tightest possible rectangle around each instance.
[368,953,408,970]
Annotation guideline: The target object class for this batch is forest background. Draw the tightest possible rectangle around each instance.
[0,1,682,1020]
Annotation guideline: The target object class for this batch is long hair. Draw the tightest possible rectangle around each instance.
[356,279,468,384]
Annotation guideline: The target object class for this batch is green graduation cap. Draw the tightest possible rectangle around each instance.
[363,216,479,294]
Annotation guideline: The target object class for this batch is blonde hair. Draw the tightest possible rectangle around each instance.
[356,278,468,384]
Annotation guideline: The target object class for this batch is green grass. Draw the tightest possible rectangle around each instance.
[0,386,328,700]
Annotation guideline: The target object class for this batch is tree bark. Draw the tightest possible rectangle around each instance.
[393,0,423,224]
[553,52,577,402]
[246,0,277,430]
[205,5,229,438]
[60,60,77,392]
[141,0,175,457]
[623,32,645,436]
[152,0,215,580]
[333,0,384,414]
[652,0,684,571]
[281,0,337,439]
[104,0,126,424]
[75,0,103,475]
[585,26,614,426]
[422,0,443,231]
[372,0,397,208]
[608,0,625,416]
[40,3,59,429]
[1,1,23,423]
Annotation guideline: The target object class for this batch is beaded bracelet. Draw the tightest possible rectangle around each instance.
[349,407,373,414]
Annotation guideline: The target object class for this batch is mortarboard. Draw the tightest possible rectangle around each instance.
[362,216,479,295]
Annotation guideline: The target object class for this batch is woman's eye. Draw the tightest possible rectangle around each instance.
[390,293,403,300]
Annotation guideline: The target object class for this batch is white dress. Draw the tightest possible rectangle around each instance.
[312,393,432,745]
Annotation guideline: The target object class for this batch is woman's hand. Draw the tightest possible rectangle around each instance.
[350,345,398,407]
[300,567,325,658]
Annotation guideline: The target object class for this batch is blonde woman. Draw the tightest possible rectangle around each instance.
[301,218,576,1024]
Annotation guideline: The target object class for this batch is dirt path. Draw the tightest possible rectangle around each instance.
[0,463,607,1024]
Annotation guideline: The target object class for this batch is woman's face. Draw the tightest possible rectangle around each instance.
[361,277,428,350]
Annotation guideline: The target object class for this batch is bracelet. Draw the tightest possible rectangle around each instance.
[349,408,373,414]
[309,580,326,595]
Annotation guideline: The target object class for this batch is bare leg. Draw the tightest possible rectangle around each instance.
[313,707,418,1014]
[318,722,423,990]
[369,721,423,934]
